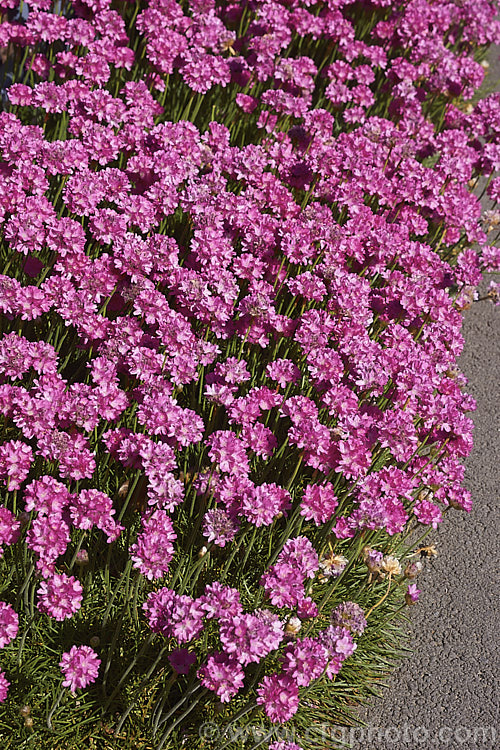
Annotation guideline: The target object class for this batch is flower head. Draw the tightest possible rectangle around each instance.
[0,671,9,702]
[198,652,244,703]
[60,645,101,695]
[330,602,367,635]
[37,574,83,621]
[130,509,176,580]
[202,508,238,547]
[405,584,420,605]
[0,602,19,648]
[168,648,196,675]
[319,553,348,578]
[380,555,402,577]
[256,673,300,723]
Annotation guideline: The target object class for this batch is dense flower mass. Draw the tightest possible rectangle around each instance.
[0,0,498,741]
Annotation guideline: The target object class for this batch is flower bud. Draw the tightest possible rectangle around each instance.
[404,561,423,579]
[89,636,100,649]
[75,549,89,567]
[118,481,130,499]
[18,512,31,529]
[363,546,383,573]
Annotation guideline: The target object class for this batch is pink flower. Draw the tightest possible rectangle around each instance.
[59,645,100,695]
[37,574,83,621]
[168,648,196,675]
[198,652,245,703]
[261,563,305,609]
[70,489,122,542]
[413,497,443,529]
[143,588,204,643]
[256,673,300,723]
[240,483,291,527]
[202,508,239,547]
[207,431,250,476]
[300,484,338,525]
[0,507,20,557]
[0,439,33,490]
[0,671,9,702]
[130,510,176,580]
[265,359,300,388]
[219,610,284,666]
[0,602,19,648]
[199,582,242,620]
[406,584,420,605]
[281,637,329,687]
[277,537,319,579]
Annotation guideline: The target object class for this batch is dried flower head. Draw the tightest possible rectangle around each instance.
[331,602,367,635]
[319,553,348,578]
[380,556,402,577]
[285,616,302,636]
[363,546,383,574]
[404,561,423,579]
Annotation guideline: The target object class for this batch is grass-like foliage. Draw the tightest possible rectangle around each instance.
[0,0,499,748]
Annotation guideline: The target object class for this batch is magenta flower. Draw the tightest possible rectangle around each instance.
[240,483,291,527]
[0,507,20,558]
[260,563,305,609]
[202,508,239,547]
[207,430,250,476]
[281,637,329,687]
[199,582,242,620]
[60,645,101,695]
[406,584,421,605]
[37,573,83,621]
[130,509,176,580]
[143,588,204,643]
[0,439,33,490]
[168,648,196,675]
[219,610,284,666]
[278,537,319,579]
[300,484,338,525]
[330,602,367,635]
[0,602,19,648]
[198,652,245,703]
[0,671,9,702]
[256,673,300,723]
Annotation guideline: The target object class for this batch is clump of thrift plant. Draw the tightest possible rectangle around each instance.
[0,0,498,746]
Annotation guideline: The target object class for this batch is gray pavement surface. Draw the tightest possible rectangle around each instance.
[358,284,499,750]
[358,51,500,750]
